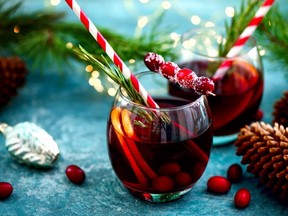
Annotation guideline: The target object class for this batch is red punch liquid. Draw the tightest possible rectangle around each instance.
[107,98,213,197]
[169,60,263,136]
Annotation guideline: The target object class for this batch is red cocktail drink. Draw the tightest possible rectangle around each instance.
[176,27,263,144]
[107,72,213,202]
[170,59,263,136]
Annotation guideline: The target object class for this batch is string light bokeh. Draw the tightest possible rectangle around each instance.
[44,0,266,97]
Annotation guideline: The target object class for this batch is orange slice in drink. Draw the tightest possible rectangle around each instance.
[120,108,139,141]
[233,59,259,88]
[110,107,147,184]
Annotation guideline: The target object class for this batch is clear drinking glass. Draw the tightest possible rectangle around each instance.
[169,27,264,145]
[107,71,213,202]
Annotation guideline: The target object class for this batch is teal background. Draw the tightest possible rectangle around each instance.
[0,0,287,215]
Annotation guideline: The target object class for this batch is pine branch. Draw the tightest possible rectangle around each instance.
[0,0,176,74]
[256,5,288,77]
[219,0,261,56]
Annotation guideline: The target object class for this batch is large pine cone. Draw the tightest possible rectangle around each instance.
[273,91,288,128]
[0,57,27,107]
[235,122,288,200]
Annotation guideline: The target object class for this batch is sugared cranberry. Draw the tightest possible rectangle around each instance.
[234,188,251,209]
[176,68,197,88]
[207,176,231,194]
[152,176,174,192]
[65,164,86,185]
[143,52,215,96]
[159,163,181,176]
[159,62,179,82]
[0,182,13,200]
[227,164,243,183]
[143,52,165,72]
[194,76,215,95]
[175,172,192,187]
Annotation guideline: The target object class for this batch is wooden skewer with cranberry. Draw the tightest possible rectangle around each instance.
[144,52,215,96]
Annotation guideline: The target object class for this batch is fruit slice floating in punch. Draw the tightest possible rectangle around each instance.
[120,108,157,179]
[111,107,147,184]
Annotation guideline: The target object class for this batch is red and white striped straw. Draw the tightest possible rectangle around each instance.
[213,0,275,80]
[65,0,159,109]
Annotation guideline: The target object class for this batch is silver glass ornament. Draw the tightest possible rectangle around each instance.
[0,122,60,168]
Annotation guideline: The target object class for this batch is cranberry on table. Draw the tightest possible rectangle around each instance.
[65,164,86,185]
[0,182,13,200]
[227,164,243,183]
[234,188,251,209]
[207,176,231,194]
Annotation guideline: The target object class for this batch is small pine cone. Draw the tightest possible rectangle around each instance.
[235,122,288,200]
[0,57,27,107]
[272,91,288,128]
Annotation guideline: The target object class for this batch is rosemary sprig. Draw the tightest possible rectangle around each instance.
[74,46,171,123]
[74,46,146,105]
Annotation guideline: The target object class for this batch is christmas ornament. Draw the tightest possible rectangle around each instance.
[272,91,288,128]
[0,56,27,107]
[235,121,288,200]
[0,122,59,168]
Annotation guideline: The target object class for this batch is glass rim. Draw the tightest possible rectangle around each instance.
[118,71,206,112]
[180,26,258,60]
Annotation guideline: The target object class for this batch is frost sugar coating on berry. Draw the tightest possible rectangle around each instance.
[143,52,165,72]
[176,68,198,88]
[159,62,180,82]
[194,77,215,95]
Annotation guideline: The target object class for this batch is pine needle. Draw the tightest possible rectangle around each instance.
[256,5,288,77]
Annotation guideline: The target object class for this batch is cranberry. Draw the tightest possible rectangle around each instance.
[253,109,263,121]
[234,188,251,209]
[176,68,197,88]
[0,182,13,200]
[194,76,215,95]
[159,62,179,82]
[152,176,174,192]
[65,164,86,185]
[143,52,165,72]
[227,164,243,183]
[175,172,192,187]
[207,176,231,194]
[159,163,181,176]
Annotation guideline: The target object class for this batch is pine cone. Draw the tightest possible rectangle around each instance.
[0,57,27,107]
[273,91,288,128]
[235,122,288,200]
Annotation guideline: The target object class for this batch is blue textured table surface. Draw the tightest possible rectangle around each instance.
[1,0,288,215]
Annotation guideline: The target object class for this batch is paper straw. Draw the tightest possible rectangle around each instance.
[213,0,275,80]
[65,0,159,109]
